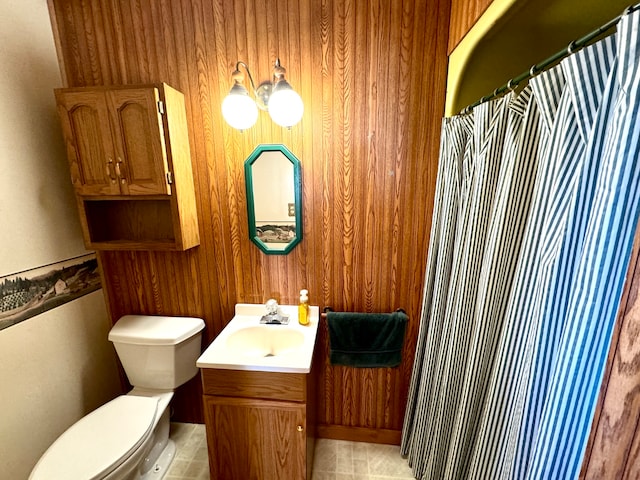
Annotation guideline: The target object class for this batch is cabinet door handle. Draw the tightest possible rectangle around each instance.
[297,425,304,432]
[115,158,126,184]
[105,159,116,183]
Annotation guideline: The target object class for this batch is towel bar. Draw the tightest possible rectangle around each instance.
[320,306,406,319]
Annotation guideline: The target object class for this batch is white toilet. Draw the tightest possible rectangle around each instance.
[29,314,205,480]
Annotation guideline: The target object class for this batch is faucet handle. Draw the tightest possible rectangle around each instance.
[265,299,279,315]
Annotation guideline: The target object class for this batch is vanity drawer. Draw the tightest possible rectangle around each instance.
[202,368,307,402]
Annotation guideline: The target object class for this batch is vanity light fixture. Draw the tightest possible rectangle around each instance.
[221,58,304,131]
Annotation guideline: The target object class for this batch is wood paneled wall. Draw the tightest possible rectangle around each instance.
[48,0,451,435]
[581,223,640,478]
[448,0,493,53]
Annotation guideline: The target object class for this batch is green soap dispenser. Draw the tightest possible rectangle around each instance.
[298,289,310,326]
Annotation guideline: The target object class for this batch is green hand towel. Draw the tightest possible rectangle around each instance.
[327,311,408,368]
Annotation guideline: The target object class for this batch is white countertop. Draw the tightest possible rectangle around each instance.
[196,303,319,373]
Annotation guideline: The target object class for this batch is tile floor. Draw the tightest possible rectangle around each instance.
[165,423,209,480]
[165,423,416,480]
[311,438,415,480]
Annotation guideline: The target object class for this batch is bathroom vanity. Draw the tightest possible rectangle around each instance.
[197,304,319,479]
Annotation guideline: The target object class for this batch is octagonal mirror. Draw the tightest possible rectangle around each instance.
[244,144,302,254]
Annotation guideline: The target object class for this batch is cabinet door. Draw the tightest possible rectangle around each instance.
[56,91,120,196]
[107,88,171,195]
[204,396,307,480]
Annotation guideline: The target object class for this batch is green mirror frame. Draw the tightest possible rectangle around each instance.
[244,144,303,255]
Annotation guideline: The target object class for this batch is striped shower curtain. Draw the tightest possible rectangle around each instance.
[402,9,640,480]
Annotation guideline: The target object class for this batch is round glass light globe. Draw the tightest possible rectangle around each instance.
[221,93,258,130]
[268,88,304,128]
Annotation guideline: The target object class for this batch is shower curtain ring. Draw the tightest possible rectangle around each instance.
[567,41,577,54]
[529,64,538,76]
[493,87,500,97]
[623,5,634,16]
[507,79,516,91]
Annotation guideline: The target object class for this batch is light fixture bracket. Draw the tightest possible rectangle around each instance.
[255,81,272,111]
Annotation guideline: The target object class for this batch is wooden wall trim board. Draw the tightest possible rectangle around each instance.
[47,0,451,431]
[317,424,402,446]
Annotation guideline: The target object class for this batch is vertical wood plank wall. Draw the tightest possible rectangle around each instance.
[447,0,493,53]
[48,0,451,434]
[581,223,640,479]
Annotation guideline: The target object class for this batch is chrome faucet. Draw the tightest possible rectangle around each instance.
[260,299,289,325]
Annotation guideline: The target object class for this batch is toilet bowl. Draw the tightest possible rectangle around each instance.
[29,315,204,480]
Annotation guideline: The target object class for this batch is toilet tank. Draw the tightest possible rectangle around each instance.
[109,315,205,390]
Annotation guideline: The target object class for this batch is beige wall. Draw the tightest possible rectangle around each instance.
[0,1,122,478]
[0,293,122,478]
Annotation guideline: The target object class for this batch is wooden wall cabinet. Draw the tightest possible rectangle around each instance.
[55,83,199,251]
[201,368,316,479]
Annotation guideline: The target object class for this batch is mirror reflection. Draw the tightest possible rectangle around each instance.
[244,145,302,254]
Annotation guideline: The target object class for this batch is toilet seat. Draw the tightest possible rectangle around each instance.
[29,395,159,480]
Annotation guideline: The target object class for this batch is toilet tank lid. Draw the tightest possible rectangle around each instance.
[109,315,205,345]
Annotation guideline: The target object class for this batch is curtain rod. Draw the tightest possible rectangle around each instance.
[459,2,640,115]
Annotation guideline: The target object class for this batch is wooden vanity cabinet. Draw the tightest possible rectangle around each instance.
[54,83,199,250]
[201,368,316,480]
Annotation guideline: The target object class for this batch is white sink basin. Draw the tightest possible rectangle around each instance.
[225,326,305,357]
[196,303,319,373]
